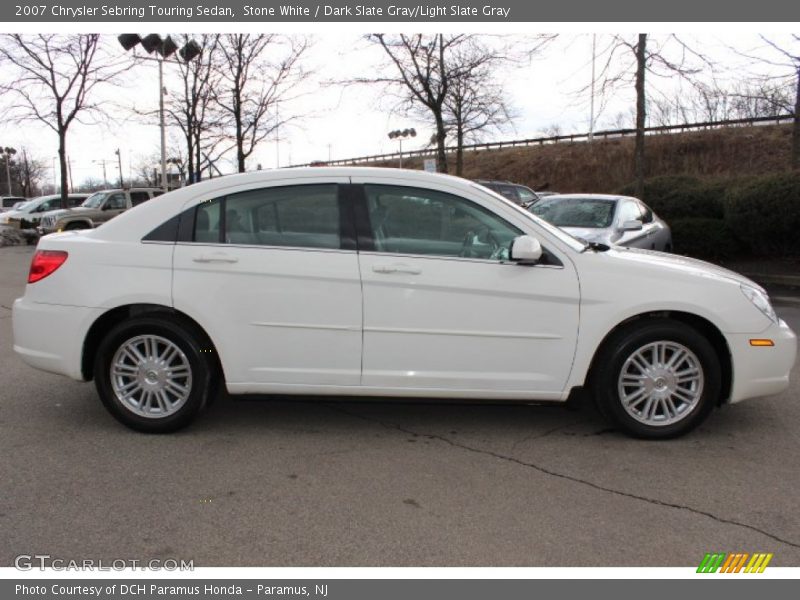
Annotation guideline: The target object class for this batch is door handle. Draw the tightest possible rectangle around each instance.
[193,253,239,264]
[372,264,422,275]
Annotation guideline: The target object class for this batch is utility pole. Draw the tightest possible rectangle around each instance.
[67,154,74,192]
[159,57,167,190]
[589,34,596,142]
[115,148,124,188]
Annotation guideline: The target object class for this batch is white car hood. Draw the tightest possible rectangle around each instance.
[604,246,758,288]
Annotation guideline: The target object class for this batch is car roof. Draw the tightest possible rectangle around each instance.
[543,193,638,202]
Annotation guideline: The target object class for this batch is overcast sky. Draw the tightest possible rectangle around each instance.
[0,31,795,191]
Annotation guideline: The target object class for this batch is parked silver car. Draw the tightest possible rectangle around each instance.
[529,194,672,251]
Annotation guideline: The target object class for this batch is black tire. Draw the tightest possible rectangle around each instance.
[94,316,214,433]
[590,318,721,439]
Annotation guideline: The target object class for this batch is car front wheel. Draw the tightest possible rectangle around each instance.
[94,316,213,433]
[591,319,721,439]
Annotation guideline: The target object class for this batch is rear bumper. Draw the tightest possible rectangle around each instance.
[12,297,102,381]
[727,318,797,403]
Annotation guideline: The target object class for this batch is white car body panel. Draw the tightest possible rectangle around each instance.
[10,167,796,410]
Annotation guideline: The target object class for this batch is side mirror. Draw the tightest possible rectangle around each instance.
[509,235,542,264]
[620,219,643,231]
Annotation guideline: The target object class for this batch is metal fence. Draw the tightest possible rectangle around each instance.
[295,114,795,168]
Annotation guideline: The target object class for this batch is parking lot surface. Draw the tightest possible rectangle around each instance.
[1,244,799,567]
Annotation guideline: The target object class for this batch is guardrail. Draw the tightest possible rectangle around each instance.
[295,114,795,168]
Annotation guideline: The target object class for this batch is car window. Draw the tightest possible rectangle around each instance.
[82,192,107,208]
[638,201,654,224]
[193,185,341,249]
[617,200,643,224]
[194,198,222,243]
[364,184,521,261]
[104,193,127,210]
[515,186,538,203]
[67,196,86,207]
[491,184,520,204]
[130,191,151,206]
[531,197,616,228]
[37,198,60,212]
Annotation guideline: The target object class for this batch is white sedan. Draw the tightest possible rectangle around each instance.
[12,168,797,438]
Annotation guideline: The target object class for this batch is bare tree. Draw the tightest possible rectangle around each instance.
[738,36,800,169]
[365,34,462,173]
[0,35,131,207]
[214,34,309,173]
[166,34,228,184]
[17,148,47,197]
[586,34,712,197]
[442,38,514,176]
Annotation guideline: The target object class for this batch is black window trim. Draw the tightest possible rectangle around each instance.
[352,183,562,267]
[148,183,353,251]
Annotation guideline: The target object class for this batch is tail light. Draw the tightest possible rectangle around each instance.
[28,250,68,283]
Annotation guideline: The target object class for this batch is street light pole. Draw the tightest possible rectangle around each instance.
[117,34,202,191]
[387,129,416,169]
[3,147,17,195]
[159,58,167,191]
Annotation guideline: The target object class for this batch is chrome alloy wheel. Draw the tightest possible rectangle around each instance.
[617,341,704,426]
[110,335,193,418]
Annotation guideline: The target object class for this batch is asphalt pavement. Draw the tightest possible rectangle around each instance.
[1,244,799,567]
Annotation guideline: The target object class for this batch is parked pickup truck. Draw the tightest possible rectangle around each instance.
[38,188,163,235]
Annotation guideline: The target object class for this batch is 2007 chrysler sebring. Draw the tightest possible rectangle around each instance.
[12,168,797,438]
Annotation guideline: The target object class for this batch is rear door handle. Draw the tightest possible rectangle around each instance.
[372,264,422,275]
[193,253,239,264]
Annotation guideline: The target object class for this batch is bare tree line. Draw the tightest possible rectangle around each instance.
[0,33,797,200]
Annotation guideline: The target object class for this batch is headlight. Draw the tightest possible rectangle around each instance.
[740,284,777,323]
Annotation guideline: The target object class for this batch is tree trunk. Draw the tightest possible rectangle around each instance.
[58,131,68,208]
[634,33,647,199]
[455,127,464,176]
[236,112,245,173]
[434,112,448,173]
[792,65,799,170]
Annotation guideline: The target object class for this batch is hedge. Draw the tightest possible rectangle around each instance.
[670,218,741,262]
[618,175,725,220]
[724,172,800,257]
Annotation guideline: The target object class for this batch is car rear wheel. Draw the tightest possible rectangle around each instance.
[591,319,721,439]
[94,316,213,433]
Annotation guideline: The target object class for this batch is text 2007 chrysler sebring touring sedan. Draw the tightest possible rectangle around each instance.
[12,168,797,438]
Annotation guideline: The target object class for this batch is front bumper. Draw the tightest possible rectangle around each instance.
[727,318,797,403]
[12,297,103,381]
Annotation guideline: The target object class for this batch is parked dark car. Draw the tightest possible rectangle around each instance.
[474,180,540,206]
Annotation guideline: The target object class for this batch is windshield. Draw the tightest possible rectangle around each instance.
[81,192,108,209]
[470,185,587,252]
[15,200,34,212]
[531,197,617,228]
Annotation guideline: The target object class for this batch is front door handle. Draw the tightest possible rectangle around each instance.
[193,253,239,264]
[372,264,422,275]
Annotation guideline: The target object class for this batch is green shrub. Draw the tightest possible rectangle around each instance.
[725,172,800,256]
[670,218,742,262]
[618,175,725,220]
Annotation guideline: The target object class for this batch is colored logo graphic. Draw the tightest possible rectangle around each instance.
[697,553,773,573]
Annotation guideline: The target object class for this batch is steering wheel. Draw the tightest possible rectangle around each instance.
[460,225,502,259]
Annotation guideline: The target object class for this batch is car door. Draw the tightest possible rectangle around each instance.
[352,180,580,397]
[615,199,650,249]
[172,179,363,391]
[97,192,127,223]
